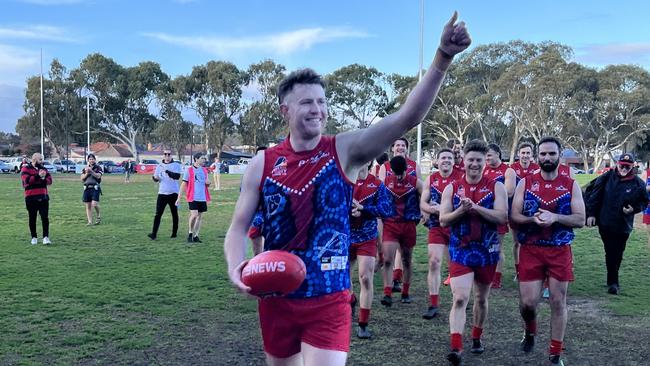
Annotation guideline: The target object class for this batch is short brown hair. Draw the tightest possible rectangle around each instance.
[277,68,326,104]
[463,139,489,155]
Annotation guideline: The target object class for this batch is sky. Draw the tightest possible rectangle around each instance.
[1,0,649,133]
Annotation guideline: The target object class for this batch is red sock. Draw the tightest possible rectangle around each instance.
[471,326,483,340]
[350,293,357,305]
[549,339,563,356]
[393,269,403,281]
[384,286,392,296]
[450,333,463,351]
[402,282,410,296]
[494,272,502,283]
[359,308,370,324]
[525,320,537,334]
[430,294,439,307]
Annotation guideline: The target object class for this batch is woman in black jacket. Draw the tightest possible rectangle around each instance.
[585,153,649,295]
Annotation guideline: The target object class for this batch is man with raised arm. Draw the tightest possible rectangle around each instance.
[224,12,470,366]
[511,137,586,366]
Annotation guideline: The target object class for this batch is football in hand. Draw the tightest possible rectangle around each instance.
[241,250,306,297]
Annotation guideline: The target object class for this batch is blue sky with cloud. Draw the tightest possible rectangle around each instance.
[1,0,649,133]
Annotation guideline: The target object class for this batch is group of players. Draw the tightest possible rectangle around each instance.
[224,13,580,366]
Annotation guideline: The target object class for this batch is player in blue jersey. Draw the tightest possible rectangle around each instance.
[224,12,471,366]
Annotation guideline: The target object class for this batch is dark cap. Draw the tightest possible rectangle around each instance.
[618,153,635,165]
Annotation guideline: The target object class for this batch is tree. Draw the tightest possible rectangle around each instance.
[238,60,286,147]
[153,103,193,162]
[326,64,389,130]
[179,61,246,157]
[71,54,169,161]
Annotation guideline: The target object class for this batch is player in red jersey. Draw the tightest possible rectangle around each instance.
[224,12,471,366]
[439,139,508,366]
[420,148,461,319]
[380,156,423,306]
[511,136,585,366]
[509,142,540,279]
[378,137,422,293]
[483,143,516,288]
[640,167,650,250]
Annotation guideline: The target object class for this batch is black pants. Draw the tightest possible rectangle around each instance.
[26,198,49,238]
[151,193,178,236]
[598,228,630,286]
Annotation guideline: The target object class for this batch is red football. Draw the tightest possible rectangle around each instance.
[241,250,306,297]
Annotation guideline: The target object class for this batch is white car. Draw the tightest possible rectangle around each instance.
[6,157,27,172]
[52,159,77,173]
[41,161,57,174]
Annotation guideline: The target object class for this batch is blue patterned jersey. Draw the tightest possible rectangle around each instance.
[644,169,650,216]
[426,170,462,229]
[516,172,575,246]
[260,136,353,298]
[448,177,501,267]
[384,174,421,222]
[350,174,393,243]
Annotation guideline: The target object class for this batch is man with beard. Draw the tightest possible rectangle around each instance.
[439,139,507,366]
[447,139,464,171]
[483,143,516,289]
[378,137,422,293]
[420,148,461,319]
[148,150,182,240]
[509,142,540,280]
[585,153,648,295]
[21,153,53,245]
[511,137,585,366]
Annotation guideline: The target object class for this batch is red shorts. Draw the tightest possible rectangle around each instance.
[449,261,497,285]
[248,226,262,240]
[258,291,351,358]
[644,214,650,225]
[383,221,417,248]
[497,223,509,235]
[518,245,574,282]
[428,227,450,245]
[350,238,378,261]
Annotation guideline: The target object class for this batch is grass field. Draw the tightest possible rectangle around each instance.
[1,173,649,365]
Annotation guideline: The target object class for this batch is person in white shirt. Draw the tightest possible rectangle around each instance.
[210,157,221,191]
[148,150,182,240]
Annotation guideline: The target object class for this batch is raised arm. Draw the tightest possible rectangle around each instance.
[336,12,471,178]
[504,168,516,198]
[224,153,265,295]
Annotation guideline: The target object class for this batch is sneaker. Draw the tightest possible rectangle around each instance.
[42,237,51,245]
[391,280,402,293]
[446,350,462,366]
[170,233,177,238]
[520,333,535,353]
[381,295,392,307]
[147,233,156,240]
[400,294,412,304]
[193,236,202,243]
[187,233,193,243]
[607,284,620,295]
[443,275,451,286]
[357,325,372,339]
[30,237,38,245]
[470,339,484,354]
[548,355,564,366]
[422,306,438,319]
[86,221,94,226]
[95,217,101,225]
[542,287,550,299]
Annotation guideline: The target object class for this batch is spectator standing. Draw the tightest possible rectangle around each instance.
[21,153,53,245]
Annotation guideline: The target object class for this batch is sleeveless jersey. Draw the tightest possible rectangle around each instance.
[350,174,393,243]
[643,169,650,216]
[383,157,418,178]
[448,177,500,267]
[250,210,264,231]
[259,136,353,298]
[510,161,540,182]
[426,169,462,229]
[453,159,464,172]
[516,172,575,246]
[384,174,421,222]
[483,162,509,184]
[558,164,571,177]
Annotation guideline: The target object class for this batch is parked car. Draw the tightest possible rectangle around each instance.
[6,156,28,172]
[52,159,77,173]
[98,160,125,174]
[135,159,159,174]
[41,161,57,174]
[572,168,586,174]
[0,160,12,173]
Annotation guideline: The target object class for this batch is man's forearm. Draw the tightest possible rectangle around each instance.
[556,214,585,228]
[474,206,507,225]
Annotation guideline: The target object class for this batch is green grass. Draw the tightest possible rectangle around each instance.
[0,172,649,365]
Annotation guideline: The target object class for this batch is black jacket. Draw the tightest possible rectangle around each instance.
[584,169,648,234]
